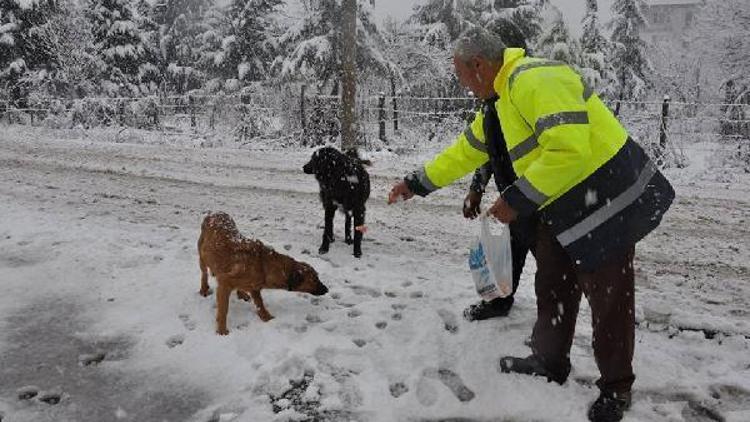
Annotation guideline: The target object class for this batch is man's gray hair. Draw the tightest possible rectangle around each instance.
[453,26,507,63]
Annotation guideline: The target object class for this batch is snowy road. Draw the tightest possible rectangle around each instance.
[1,126,749,421]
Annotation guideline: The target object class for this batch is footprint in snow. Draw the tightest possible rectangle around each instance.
[179,314,196,331]
[389,382,408,398]
[423,368,475,402]
[78,352,106,366]
[436,309,459,334]
[166,335,184,349]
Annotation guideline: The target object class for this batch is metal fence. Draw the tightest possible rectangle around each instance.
[1,90,748,166]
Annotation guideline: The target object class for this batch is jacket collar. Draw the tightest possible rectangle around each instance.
[494,48,526,98]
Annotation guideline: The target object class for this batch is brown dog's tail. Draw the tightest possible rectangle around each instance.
[344,148,372,167]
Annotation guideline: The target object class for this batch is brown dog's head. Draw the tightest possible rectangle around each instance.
[287,261,328,296]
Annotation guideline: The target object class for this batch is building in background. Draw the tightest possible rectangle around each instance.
[641,0,704,43]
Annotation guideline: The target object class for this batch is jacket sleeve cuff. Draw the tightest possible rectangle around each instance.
[405,168,438,197]
[501,180,541,217]
[469,171,486,194]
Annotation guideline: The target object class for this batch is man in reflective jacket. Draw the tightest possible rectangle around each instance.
[387,27,674,422]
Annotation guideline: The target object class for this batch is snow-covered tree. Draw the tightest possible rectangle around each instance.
[535,5,578,64]
[410,0,468,47]
[609,0,652,109]
[134,0,161,91]
[689,0,750,93]
[24,0,103,97]
[0,0,56,101]
[154,0,215,92]
[87,0,153,96]
[579,0,615,99]
[215,0,282,85]
[381,18,451,94]
[471,0,545,44]
[274,0,390,93]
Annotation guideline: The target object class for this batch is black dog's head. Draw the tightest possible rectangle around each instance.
[303,147,344,179]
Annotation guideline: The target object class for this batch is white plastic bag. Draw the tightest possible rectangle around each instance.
[468,216,513,300]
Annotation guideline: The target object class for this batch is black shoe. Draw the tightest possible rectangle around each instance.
[588,391,632,422]
[463,297,513,321]
[498,355,568,385]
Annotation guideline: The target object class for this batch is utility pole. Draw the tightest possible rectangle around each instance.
[340,0,357,151]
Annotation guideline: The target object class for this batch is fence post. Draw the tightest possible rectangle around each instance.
[658,95,670,166]
[390,76,398,132]
[189,94,196,128]
[378,92,386,142]
[300,84,306,132]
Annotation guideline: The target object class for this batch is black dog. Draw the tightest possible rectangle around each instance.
[303,147,371,257]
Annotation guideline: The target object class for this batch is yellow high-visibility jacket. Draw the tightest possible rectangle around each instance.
[406,48,674,271]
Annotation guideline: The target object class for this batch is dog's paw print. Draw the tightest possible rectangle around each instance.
[305,314,322,324]
[347,309,362,318]
[166,335,185,349]
[179,314,196,331]
[17,386,39,401]
[375,321,387,330]
[352,339,367,348]
[402,281,413,288]
[424,368,475,402]
[391,313,403,321]
[38,391,62,405]
[330,292,341,300]
[391,303,406,311]
[348,285,381,298]
[384,291,397,298]
[78,352,106,366]
[437,309,459,334]
[409,291,424,299]
[389,382,409,398]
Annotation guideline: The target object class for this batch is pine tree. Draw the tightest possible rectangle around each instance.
[154,0,214,93]
[0,0,57,101]
[87,0,151,96]
[535,5,577,63]
[217,0,282,85]
[29,0,103,97]
[609,0,652,110]
[579,0,615,98]
[410,0,468,47]
[134,0,161,93]
[274,0,389,93]
[690,0,750,91]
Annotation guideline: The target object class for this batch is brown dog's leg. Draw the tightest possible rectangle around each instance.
[215,283,231,335]
[198,235,212,297]
[237,290,251,301]
[249,290,273,322]
[199,258,212,297]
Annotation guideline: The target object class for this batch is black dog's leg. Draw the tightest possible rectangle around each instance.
[320,205,336,254]
[344,211,353,244]
[353,206,365,258]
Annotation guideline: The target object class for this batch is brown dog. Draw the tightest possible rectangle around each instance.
[198,212,328,334]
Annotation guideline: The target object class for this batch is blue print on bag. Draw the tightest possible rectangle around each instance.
[469,243,487,270]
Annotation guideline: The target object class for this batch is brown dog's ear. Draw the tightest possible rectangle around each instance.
[286,269,303,291]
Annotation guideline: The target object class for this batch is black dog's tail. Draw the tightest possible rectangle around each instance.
[344,148,372,166]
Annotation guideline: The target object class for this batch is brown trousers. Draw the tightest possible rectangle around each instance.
[531,223,636,394]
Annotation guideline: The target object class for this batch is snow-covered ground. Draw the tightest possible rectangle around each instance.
[0,125,748,422]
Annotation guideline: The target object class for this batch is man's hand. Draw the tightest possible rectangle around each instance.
[487,197,518,223]
[463,190,483,219]
[388,181,415,204]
